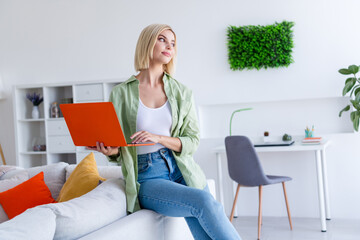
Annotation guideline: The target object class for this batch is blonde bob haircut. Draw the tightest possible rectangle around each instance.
[134,24,177,76]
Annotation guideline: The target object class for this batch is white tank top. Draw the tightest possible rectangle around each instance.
[136,98,172,155]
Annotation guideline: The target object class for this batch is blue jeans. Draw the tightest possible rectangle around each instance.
[137,148,241,240]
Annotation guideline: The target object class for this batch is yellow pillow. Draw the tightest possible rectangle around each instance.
[57,152,106,202]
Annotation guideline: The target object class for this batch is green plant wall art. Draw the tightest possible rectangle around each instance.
[227,21,295,70]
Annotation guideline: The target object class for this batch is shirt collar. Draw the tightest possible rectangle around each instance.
[124,72,171,85]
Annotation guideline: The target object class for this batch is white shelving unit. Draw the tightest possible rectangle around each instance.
[13,79,124,168]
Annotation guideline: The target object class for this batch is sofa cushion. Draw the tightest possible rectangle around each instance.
[0,168,26,180]
[40,178,127,240]
[0,166,16,178]
[0,171,29,223]
[27,162,68,200]
[0,172,56,219]
[66,164,123,180]
[79,209,163,240]
[57,152,106,202]
[0,207,56,240]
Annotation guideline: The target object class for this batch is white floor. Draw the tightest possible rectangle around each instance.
[232,216,360,240]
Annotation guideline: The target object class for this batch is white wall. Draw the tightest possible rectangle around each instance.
[1,0,360,219]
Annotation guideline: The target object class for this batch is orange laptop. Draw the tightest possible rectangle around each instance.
[60,102,155,147]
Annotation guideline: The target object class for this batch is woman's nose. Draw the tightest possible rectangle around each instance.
[166,42,172,49]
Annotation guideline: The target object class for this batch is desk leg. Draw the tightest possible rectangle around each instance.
[216,153,225,208]
[315,150,327,232]
[321,150,331,220]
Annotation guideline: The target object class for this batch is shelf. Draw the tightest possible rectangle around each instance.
[19,118,45,122]
[20,151,47,155]
[14,80,123,167]
[46,117,65,121]
[48,151,76,154]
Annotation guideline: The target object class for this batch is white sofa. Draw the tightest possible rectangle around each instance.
[0,162,216,240]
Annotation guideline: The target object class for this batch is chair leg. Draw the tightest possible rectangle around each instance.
[230,184,240,222]
[282,182,293,230]
[258,185,263,240]
[0,144,6,165]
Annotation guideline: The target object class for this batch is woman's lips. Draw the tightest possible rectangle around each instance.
[162,52,171,57]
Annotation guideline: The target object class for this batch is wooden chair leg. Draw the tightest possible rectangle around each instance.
[230,184,240,222]
[0,144,6,165]
[258,185,263,240]
[282,182,293,230]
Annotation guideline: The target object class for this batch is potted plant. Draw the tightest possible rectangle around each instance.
[26,92,43,119]
[339,65,360,131]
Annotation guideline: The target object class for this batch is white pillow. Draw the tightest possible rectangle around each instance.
[0,171,29,223]
[0,207,56,240]
[39,178,127,240]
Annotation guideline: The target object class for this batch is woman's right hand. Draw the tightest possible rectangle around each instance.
[86,142,119,156]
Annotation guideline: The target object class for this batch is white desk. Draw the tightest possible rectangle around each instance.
[214,140,331,232]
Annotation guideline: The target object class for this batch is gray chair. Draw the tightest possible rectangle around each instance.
[225,135,293,240]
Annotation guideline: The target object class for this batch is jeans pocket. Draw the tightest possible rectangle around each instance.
[138,158,151,173]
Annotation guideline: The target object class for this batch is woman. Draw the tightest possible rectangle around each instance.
[90,24,241,240]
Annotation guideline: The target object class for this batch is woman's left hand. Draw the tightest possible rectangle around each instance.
[130,131,161,144]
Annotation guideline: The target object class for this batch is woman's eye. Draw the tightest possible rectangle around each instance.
[172,43,175,47]
[159,38,165,42]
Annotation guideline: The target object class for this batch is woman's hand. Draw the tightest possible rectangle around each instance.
[86,142,119,156]
[130,131,160,144]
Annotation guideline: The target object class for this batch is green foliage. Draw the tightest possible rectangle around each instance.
[339,65,360,131]
[227,21,295,70]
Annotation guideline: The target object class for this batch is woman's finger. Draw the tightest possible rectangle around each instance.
[100,142,108,154]
[130,131,143,139]
[132,133,145,143]
[96,142,101,152]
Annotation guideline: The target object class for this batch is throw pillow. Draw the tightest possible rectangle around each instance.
[0,171,29,223]
[57,152,106,202]
[0,207,56,240]
[27,162,68,200]
[0,172,56,219]
[39,178,127,240]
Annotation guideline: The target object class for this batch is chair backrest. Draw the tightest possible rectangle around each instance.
[225,135,268,186]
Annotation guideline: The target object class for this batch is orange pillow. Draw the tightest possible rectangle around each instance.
[0,172,56,219]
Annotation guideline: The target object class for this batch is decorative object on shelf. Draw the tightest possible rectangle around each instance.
[50,102,60,118]
[60,97,73,104]
[26,92,43,119]
[227,21,295,70]
[282,133,292,141]
[59,98,73,117]
[229,108,253,136]
[263,131,270,142]
[32,137,46,152]
[0,74,5,100]
[305,125,314,138]
[338,64,360,131]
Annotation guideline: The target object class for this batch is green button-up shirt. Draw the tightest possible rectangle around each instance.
[108,73,207,213]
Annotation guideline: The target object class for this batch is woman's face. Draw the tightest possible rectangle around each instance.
[151,29,176,65]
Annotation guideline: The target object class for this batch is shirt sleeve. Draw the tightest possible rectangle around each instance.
[106,89,122,164]
[177,92,200,157]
